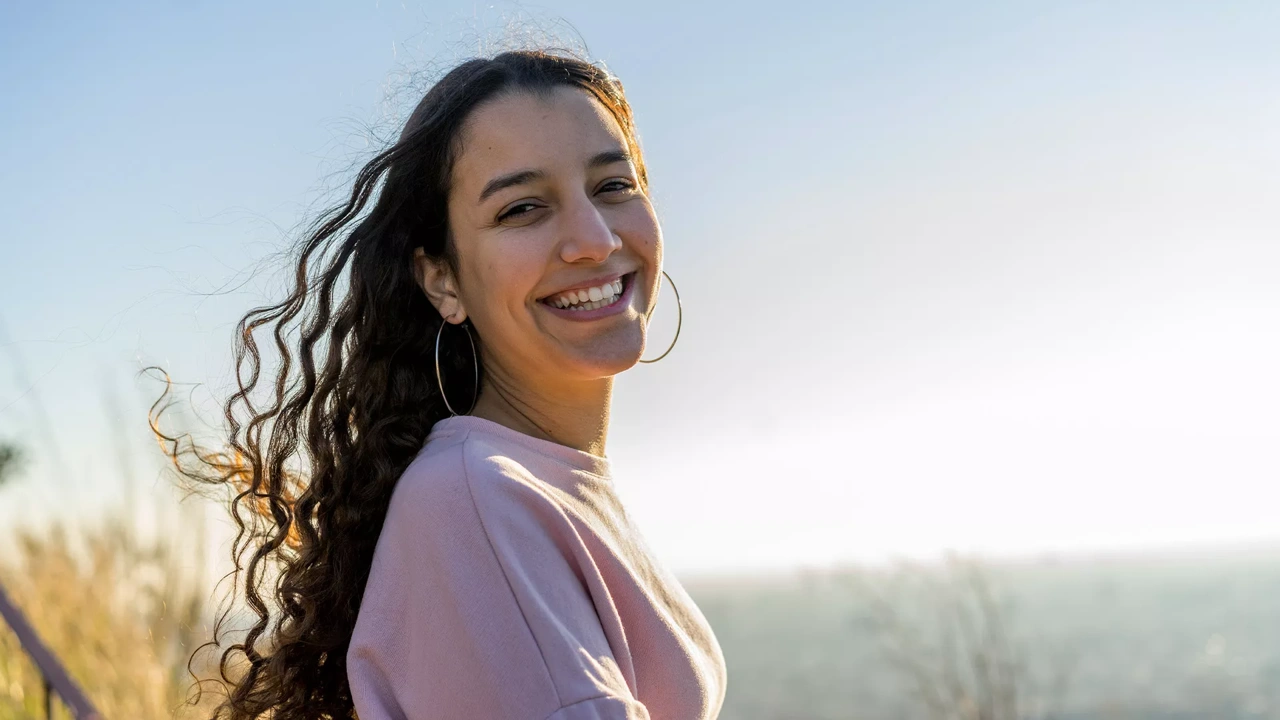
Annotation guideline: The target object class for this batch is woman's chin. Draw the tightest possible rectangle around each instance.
[551,333,646,378]
[564,347,647,378]
[545,321,644,374]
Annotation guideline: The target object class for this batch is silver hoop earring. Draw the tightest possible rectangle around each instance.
[638,270,682,364]
[434,319,479,416]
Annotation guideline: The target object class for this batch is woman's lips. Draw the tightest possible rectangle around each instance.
[538,271,629,303]
[538,271,636,322]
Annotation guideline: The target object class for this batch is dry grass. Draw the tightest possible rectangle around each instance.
[0,513,226,720]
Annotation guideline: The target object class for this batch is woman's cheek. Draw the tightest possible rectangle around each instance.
[618,203,662,253]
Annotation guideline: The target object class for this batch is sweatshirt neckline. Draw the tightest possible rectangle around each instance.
[428,415,613,479]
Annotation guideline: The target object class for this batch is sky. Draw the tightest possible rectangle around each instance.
[1,1,1278,577]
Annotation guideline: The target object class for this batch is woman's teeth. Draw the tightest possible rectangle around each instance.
[547,277,625,311]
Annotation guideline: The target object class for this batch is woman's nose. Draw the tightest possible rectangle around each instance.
[558,197,622,264]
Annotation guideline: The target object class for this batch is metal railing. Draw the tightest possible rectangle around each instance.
[0,580,102,719]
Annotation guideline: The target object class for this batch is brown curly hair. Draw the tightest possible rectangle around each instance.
[148,48,650,719]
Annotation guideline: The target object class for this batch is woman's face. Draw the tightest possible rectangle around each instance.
[419,85,662,390]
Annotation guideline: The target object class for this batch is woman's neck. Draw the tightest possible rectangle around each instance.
[469,378,612,457]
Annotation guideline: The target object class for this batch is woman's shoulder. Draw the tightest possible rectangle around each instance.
[388,424,562,524]
[372,425,588,581]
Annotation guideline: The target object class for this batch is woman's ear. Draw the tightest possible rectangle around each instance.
[412,247,467,324]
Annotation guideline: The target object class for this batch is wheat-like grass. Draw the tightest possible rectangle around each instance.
[0,514,228,720]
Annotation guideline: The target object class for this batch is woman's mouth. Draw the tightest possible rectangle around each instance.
[537,272,636,320]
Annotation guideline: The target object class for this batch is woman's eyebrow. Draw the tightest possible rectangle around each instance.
[588,148,631,168]
[478,170,542,204]
[477,149,632,204]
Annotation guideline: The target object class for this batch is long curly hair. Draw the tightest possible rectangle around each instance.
[148,49,650,719]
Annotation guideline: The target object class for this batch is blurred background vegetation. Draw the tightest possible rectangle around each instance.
[0,433,226,719]
[687,550,1280,720]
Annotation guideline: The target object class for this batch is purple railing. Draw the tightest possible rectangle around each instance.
[0,580,102,719]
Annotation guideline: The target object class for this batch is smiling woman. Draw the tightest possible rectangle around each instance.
[150,49,725,720]
[413,85,663,431]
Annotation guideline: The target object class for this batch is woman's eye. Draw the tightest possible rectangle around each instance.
[498,203,541,222]
[599,179,635,194]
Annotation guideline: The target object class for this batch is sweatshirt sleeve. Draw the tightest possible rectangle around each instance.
[346,442,650,720]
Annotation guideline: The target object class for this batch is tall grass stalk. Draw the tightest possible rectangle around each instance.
[0,510,226,719]
[0,372,242,719]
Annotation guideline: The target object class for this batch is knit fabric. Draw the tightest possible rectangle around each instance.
[347,414,727,719]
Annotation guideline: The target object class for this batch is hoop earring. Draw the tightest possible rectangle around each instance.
[638,270,682,364]
[434,319,479,416]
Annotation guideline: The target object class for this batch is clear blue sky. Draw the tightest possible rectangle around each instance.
[2,1,1278,575]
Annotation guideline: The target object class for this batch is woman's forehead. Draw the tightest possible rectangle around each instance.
[452,87,629,185]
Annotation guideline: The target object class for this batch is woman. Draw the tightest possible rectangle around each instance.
[154,49,727,719]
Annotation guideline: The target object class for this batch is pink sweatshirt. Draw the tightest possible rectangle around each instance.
[346,415,728,719]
